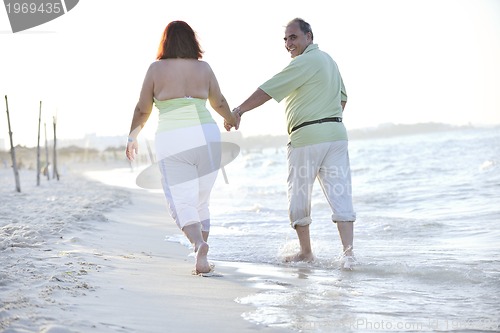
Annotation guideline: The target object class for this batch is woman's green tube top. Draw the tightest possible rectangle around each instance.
[154,97,216,132]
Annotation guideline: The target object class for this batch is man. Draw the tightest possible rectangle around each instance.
[225,18,356,269]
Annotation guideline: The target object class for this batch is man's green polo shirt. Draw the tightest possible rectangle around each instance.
[259,44,348,147]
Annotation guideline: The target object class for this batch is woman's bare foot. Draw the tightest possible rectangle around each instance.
[284,251,315,263]
[195,242,211,273]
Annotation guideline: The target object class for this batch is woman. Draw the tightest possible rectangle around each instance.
[126,21,238,274]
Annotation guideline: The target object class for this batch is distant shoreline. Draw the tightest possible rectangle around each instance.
[1,123,497,159]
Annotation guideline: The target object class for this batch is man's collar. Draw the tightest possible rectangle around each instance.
[303,43,318,54]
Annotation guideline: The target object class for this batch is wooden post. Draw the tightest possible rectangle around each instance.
[52,115,59,180]
[44,122,50,180]
[5,95,21,192]
[36,101,42,186]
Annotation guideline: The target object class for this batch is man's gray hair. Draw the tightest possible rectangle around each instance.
[288,18,314,40]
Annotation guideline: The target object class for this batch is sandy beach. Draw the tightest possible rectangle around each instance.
[0,165,292,333]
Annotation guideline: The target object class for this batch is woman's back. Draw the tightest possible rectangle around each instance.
[151,59,212,101]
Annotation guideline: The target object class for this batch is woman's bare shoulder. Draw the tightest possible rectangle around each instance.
[197,60,215,74]
[145,60,162,74]
[149,59,166,68]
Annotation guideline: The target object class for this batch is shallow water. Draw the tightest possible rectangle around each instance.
[205,127,500,332]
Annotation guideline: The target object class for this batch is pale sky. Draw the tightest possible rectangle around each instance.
[1,0,499,148]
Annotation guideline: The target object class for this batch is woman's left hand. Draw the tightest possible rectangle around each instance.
[224,110,241,131]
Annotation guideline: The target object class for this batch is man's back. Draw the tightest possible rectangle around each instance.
[260,44,348,147]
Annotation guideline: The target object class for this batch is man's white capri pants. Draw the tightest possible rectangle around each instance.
[287,140,356,228]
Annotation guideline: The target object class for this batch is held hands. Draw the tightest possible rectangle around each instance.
[125,138,138,161]
[224,108,241,131]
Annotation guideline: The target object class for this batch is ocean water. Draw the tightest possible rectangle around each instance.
[201,127,500,332]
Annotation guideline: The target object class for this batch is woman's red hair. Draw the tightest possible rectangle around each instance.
[156,21,204,60]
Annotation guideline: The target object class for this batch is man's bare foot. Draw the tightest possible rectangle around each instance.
[195,242,211,273]
[340,255,356,270]
[343,245,354,257]
[284,252,315,263]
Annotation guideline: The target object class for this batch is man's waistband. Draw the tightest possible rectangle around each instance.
[291,117,342,133]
